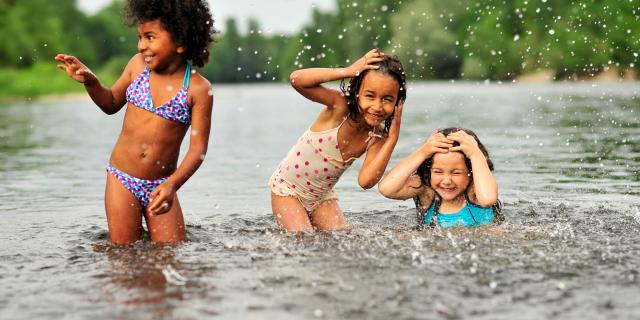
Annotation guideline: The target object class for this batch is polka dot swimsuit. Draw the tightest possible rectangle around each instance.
[269,117,382,212]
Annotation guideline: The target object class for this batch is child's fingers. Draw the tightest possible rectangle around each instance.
[449,146,462,152]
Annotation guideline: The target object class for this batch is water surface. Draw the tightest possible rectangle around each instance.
[1,82,639,319]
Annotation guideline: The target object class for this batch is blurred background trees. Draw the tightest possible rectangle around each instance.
[0,0,637,97]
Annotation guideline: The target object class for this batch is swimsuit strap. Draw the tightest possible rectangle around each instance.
[429,194,441,227]
[463,193,479,225]
[413,195,426,227]
[182,64,191,88]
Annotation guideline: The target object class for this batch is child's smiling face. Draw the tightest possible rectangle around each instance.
[137,19,184,70]
[357,71,399,127]
[430,151,471,202]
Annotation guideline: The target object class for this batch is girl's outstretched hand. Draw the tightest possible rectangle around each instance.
[348,48,384,76]
[388,100,404,139]
[54,54,97,84]
[447,130,481,158]
[420,131,453,158]
[147,181,177,216]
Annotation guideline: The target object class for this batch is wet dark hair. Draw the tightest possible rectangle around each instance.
[124,0,217,68]
[416,127,493,187]
[339,55,406,133]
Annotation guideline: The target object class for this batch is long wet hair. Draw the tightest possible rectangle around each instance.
[339,55,406,133]
[124,0,217,67]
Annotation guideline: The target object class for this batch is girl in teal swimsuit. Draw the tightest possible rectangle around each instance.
[55,0,216,244]
[379,127,502,227]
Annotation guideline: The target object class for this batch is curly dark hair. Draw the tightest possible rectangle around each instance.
[124,0,217,67]
[340,55,406,133]
[416,127,493,187]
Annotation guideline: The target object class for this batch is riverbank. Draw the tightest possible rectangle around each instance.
[2,64,638,104]
[0,62,118,104]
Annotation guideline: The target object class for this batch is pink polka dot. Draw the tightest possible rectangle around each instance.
[307,139,311,144]
[294,164,299,169]
[318,148,322,152]
[310,189,314,193]
[323,168,328,172]
[323,158,328,162]
[296,174,301,178]
[306,181,311,186]
[335,144,340,149]
[305,161,309,166]
[326,176,331,180]
[314,149,319,154]
[279,178,284,183]
[291,185,296,189]
[314,169,319,174]
[272,184,276,187]
[305,172,309,177]
[319,138,323,143]
[296,151,301,156]
[328,136,333,141]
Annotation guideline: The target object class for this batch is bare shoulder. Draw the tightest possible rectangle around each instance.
[188,72,213,105]
[311,101,349,131]
[126,54,147,77]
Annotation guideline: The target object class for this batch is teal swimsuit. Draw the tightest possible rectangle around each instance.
[414,194,502,228]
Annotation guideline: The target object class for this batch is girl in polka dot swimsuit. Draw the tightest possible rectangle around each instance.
[270,49,406,232]
[55,0,216,244]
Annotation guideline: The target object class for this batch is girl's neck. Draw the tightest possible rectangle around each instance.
[152,58,186,76]
[347,113,373,133]
[438,194,467,214]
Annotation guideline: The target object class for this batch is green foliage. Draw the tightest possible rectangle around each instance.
[1,0,639,100]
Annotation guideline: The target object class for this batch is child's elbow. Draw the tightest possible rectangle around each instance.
[377,180,392,197]
[358,177,377,190]
[477,195,498,208]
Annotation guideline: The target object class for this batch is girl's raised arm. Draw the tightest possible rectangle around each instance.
[378,132,452,199]
[289,48,383,108]
[55,53,135,115]
[357,101,403,189]
[146,75,213,215]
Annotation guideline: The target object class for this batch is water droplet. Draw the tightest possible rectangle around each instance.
[548,29,555,35]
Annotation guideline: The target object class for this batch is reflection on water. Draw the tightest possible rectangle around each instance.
[1,83,639,319]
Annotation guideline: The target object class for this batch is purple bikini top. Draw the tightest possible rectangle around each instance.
[126,64,191,125]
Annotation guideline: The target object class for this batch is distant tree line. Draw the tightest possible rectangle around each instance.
[1,0,638,82]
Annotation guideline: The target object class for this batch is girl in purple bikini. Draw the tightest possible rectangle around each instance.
[55,0,216,244]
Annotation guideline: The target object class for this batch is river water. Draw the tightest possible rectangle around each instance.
[1,82,638,319]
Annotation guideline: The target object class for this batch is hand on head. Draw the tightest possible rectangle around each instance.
[421,131,453,157]
[349,48,384,76]
[447,130,481,158]
[54,54,97,84]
